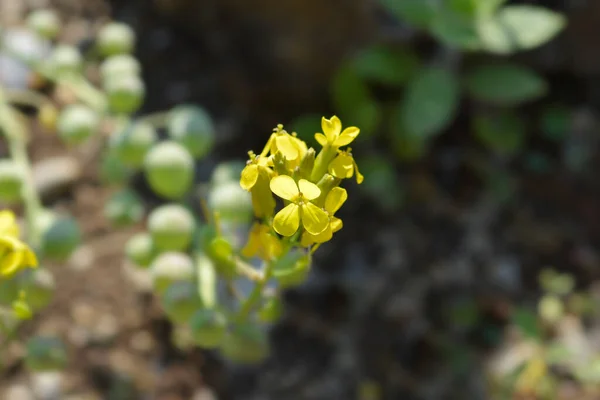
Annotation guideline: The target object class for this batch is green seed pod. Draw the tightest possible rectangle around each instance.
[49,45,82,77]
[206,236,236,279]
[208,181,252,224]
[150,252,194,295]
[167,105,215,159]
[210,161,245,187]
[189,308,227,349]
[538,295,564,325]
[99,150,131,186]
[0,160,24,204]
[37,211,82,262]
[57,104,99,145]
[125,232,155,268]
[24,336,67,372]
[297,148,316,180]
[97,22,135,56]
[147,204,196,252]
[221,323,269,363]
[100,54,141,83]
[272,250,311,289]
[143,141,194,199]
[110,121,157,168]
[105,74,145,115]
[20,268,54,312]
[161,281,202,324]
[258,296,283,323]
[26,9,60,39]
[103,188,145,227]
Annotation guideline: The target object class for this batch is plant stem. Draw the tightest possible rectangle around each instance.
[235,260,274,321]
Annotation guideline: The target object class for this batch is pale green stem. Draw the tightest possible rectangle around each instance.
[138,110,171,128]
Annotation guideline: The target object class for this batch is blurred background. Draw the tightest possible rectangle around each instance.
[2,0,600,399]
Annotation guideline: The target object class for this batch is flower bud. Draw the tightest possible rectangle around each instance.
[20,268,54,312]
[147,204,196,252]
[37,211,81,261]
[161,281,202,324]
[314,173,339,208]
[271,152,287,176]
[103,188,145,227]
[208,181,252,224]
[297,147,315,180]
[143,141,194,199]
[49,45,82,77]
[110,121,157,167]
[206,236,236,279]
[0,160,24,204]
[100,54,141,83]
[57,104,99,145]
[24,336,67,372]
[272,250,311,288]
[97,22,135,56]
[221,323,269,363]
[26,9,60,39]
[189,308,227,348]
[167,105,215,159]
[125,232,155,268]
[105,74,144,115]
[150,252,194,295]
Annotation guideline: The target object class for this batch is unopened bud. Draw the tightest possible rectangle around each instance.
[298,148,315,180]
[314,173,340,208]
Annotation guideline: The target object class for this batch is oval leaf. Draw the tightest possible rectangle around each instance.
[465,63,548,105]
[352,44,420,86]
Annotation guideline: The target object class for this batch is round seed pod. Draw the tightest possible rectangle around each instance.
[37,211,81,262]
[103,188,145,227]
[272,250,311,289]
[221,323,269,363]
[143,141,194,199]
[147,204,196,252]
[100,54,141,83]
[99,150,131,186]
[538,295,564,325]
[161,281,202,324]
[189,308,227,349]
[97,22,135,56]
[208,181,252,224]
[48,45,82,77]
[24,336,67,372]
[110,121,157,168]
[167,105,215,159]
[0,159,23,204]
[57,104,99,145]
[20,268,54,311]
[150,252,194,295]
[105,74,144,115]
[125,232,155,268]
[210,161,245,187]
[26,9,60,39]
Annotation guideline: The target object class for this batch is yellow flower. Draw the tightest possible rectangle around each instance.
[0,210,38,278]
[328,148,364,184]
[263,125,305,163]
[315,116,360,148]
[241,223,282,261]
[270,175,329,237]
[240,152,272,191]
[240,152,276,218]
[301,187,347,246]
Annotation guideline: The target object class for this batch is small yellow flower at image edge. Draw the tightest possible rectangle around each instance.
[0,210,38,278]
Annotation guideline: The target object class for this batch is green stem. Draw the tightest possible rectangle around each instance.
[3,89,51,109]
[235,260,274,321]
[0,87,43,246]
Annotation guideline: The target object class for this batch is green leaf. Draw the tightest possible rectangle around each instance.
[478,5,566,54]
[330,64,382,137]
[511,307,541,340]
[379,0,439,28]
[431,9,481,50]
[465,63,548,105]
[472,111,526,156]
[540,104,571,142]
[476,0,508,18]
[400,67,460,139]
[352,44,420,86]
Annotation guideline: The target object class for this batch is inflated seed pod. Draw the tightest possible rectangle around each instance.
[149,251,194,295]
[161,281,202,324]
[97,22,135,56]
[0,159,24,204]
[210,160,245,187]
[125,232,155,268]
[208,181,252,224]
[105,74,145,115]
[189,308,227,349]
[57,104,99,145]
[109,121,157,167]
[147,204,196,252]
[143,141,194,199]
[271,250,311,289]
[48,45,82,77]
[26,9,60,39]
[24,336,67,372]
[221,322,269,363]
[103,188,145,227]
[37,210,81,262]
[100,54,141,83]
[167,105,215,159]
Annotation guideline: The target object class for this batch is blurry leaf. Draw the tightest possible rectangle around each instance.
[358,155,403,211]
[400,67,460,139]
[449,0,478,16]
[465,63,547,105]
[431,9,481,49]
[540,104,571,142]
[472,111,525,156]
[476,0,508,17]
[379,0,439,28]
[478,5,566,54]
[352,44,420,86]
[511,307,541,340]
[389,107,430,161]
[331,64,382,137]
[288,113,321,148]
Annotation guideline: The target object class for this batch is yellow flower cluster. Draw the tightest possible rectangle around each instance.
[240,116,362,255]
[0,210,38,278]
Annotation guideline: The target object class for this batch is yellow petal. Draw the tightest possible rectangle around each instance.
[298,179,321,201]
[275,135,299,160]
[273,203,300,237]
[300,231,315,247]
[240,164,259,190]
[353,159,364,184]
[330,217,343,233]
[241,223,262,258]
[328,153,353,179]
[270,175,299,200]
[325,187,348,214]
[291,136,308,159]
[22,248,38,268]
[300,202,329,235]
[322,116,341,142]
[260,134,275,157]
[315,133,328,146]
[311,223,333,243]
[0,210,19,237]
[334,127,360,147]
